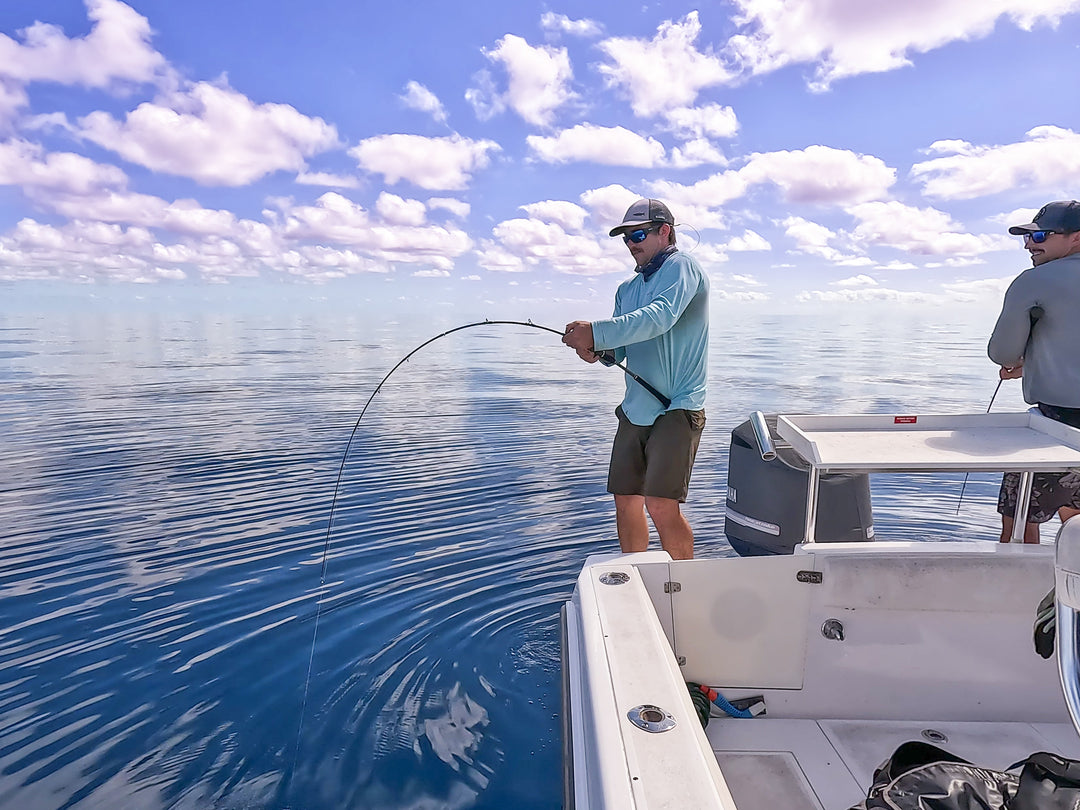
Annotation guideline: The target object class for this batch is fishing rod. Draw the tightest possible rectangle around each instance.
[286,318,667,783]
[955,377,1004,514]
[956,307,1042,515]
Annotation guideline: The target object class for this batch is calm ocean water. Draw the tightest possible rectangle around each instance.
[0,294,1031,809]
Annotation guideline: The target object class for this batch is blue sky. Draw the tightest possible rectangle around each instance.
[2,0,1080,312]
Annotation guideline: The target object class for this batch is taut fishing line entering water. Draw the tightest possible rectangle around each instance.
[285,318,668,787]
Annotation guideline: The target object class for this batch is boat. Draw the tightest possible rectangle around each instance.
[560,409,1080,809]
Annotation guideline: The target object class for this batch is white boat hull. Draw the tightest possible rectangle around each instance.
[563,542,1078,808]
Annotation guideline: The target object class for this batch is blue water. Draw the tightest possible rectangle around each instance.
[0,299,1029,809]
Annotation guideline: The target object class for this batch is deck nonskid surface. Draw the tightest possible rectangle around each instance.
[706,717,1080,810]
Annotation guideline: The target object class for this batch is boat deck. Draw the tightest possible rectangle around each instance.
[707,717,1080,810]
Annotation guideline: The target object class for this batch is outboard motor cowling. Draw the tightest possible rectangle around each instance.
[724,414,874,556]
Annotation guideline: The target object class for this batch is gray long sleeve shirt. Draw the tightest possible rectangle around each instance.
[988,252,1080,408]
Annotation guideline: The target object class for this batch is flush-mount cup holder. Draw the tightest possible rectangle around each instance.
[627,704,677,733]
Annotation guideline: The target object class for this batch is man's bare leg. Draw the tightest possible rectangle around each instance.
[614,494,649,553]
[645,496,694,560]
[1000,516,1041,543]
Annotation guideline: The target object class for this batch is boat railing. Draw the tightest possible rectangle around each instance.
[565,552,737,808]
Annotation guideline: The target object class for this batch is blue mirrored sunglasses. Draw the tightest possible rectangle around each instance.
[1024,230,1056,244]
[622,226,657,244]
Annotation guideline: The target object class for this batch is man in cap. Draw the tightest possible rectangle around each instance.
[562,198,709,560]
[989,200,1080,542]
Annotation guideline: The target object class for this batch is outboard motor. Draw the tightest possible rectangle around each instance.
[724,413,874,556]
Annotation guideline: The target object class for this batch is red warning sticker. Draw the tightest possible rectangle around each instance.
[894,416,917,424]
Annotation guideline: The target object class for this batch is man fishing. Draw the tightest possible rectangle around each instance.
[562,198,709,560]
[989,200,1080,544]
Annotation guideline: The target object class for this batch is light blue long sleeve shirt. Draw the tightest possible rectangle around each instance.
[591,250,709,426]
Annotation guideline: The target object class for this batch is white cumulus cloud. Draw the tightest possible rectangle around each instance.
[488,216,624,274]
[782,215,857,263]
[663,104,739,140]
[649,173,745,210]
[400,81,448,123]
[741,145,895,204]
[579,184,642,232]
[376,192,427,226]
[427,198,470,219]
[833,274,878,288]
[282,192,472,269]
[670,138,728,169]
[726,230,771,251]
[519,200,590,232]
[911,126,1080,199]
[527,124,665,167]
[467,34,575,127]
[349,133,500,190]
[295,170,360,188]
[725,0,1080,91]
[649,145,894,224]
[0,0,166,89]
[849,201,1013,255]
[540,13,603,38]
[0,138,127,195]
[78,81,340,186]
[597,12,734,118]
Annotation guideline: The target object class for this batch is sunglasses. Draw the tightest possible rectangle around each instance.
[622,226,658,244]
[1023,231,1056,244]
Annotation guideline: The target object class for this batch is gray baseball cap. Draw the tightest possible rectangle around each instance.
[1008,200,1080,235]
[608,198,676,237]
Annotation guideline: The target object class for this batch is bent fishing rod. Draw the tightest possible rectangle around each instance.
[286,318,667,783]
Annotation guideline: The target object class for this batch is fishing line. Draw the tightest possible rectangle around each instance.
[286,318,668,782]
[679,222,702,254]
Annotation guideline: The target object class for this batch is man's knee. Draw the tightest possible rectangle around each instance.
[644,496,681,521]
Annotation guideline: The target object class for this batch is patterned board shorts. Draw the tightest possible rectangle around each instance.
[998,469,1080,523]
[998,402,1080,523]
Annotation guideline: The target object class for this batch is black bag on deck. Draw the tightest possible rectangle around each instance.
[848,741,1018,810]
[1011,752,1080,809]
[848,741,1080,809]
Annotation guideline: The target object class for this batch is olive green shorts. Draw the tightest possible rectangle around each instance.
[607,406,706,502]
